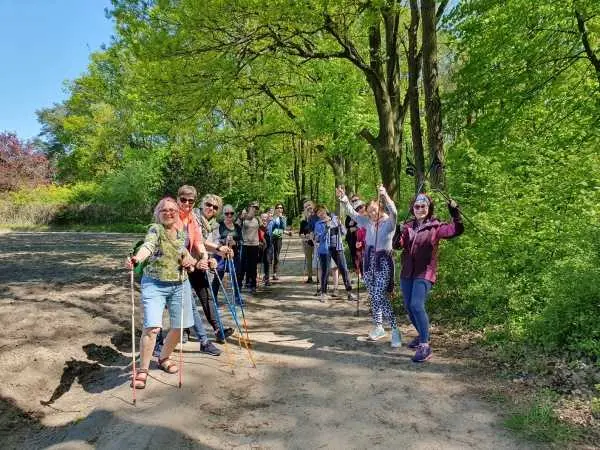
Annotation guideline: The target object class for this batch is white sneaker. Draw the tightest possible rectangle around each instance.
[391,328,402,348]
[367,325,386,341]
[347,292,357,301]
[319,293,329,303]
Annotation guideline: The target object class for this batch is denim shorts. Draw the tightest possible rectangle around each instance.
[140,276,194,329]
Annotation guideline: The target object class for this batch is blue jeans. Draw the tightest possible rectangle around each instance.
[140,276,194,329]
[400,278,432,344]
[319,248,352,294]
[190,293,210,344]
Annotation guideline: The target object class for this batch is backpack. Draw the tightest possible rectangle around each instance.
[130,239,148,279]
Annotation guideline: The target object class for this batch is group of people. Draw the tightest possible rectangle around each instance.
[299,186,464,363]
[127,186,290,389]
[126,183,464,388]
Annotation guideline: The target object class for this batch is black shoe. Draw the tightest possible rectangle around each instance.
[305,277,313,284]
[215,327,234,343]
[200,341,222,356]
[182,328,190,344]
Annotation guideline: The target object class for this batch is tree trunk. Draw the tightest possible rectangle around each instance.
[421,0,446,191]
[325,151,345,215]
[293,140,302,217]
[408,0,426,193]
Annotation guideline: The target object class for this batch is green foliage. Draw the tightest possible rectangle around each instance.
[504,391,579,444]
[425,0,600,358]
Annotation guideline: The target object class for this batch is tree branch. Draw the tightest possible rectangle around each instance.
[358,127,377,148]
[575,9,600,86]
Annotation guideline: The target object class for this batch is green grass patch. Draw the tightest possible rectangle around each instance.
[504,391,580,444]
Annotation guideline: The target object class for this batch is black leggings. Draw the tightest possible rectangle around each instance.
[188,270,218,332]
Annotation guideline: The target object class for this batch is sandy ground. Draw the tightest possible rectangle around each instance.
[0,232,532,449]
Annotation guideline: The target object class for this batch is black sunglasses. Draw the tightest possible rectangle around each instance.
[179,197,195,204]
[204,202,219,211]
[224,211,234,216]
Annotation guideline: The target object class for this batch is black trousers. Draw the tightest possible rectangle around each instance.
[188,269,219,332]
[271,237,283,273]
[241,245,259,288]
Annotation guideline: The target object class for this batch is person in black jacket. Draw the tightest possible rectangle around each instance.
[211,204,243,304]
[299,200,315,283]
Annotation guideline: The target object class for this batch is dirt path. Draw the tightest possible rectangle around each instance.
[0,232,530,449]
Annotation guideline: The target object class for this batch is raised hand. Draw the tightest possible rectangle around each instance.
[336,185,345,198]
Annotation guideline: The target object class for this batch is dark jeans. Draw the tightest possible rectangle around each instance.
[346,233,357,269]
[271,237,283,273]
[319,247,352,294]
[241,245,259,288]
[400,278,433,344]
[259,243,271,280]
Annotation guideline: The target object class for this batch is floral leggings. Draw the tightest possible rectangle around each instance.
[363,254,397,328]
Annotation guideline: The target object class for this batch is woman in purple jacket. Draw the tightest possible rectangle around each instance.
[398,193,464,362]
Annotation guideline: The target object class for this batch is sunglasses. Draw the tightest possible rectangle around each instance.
[414,204,428,210]
[179,197,195,204]
[204,202,219,211]
[224,211,234,216]
[276,206,284,210]
[355,205,365,212]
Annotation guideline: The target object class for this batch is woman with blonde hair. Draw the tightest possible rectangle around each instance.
[189,192,234,343]
[337,185,400,347]
[176,186,221,355]
[128,197,197,388]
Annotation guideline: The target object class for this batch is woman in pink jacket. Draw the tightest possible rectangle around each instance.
[398,193,464,362]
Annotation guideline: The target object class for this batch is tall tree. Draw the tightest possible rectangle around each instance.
[421,0,447,190]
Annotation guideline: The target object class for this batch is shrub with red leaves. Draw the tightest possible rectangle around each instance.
[0,132,53,191]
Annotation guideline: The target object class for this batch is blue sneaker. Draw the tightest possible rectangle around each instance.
[200,341,222,356]
[367,325,386,341]
[407,336,420,349]
[412,343,432,362]
[391,328,401,348]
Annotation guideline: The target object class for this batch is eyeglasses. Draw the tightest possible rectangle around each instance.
[160,208,178,214]
[224,212,234,216]
[204,202,219,211]
[179,197,195,204]
[355,205,365,212]
[413,204,428,210]
[276,206,283,210]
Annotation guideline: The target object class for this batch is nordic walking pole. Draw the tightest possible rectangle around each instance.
[215,266,256,368]
[129,267,137,406]
[228,258,256,367]
[178,265,185,389]
[206,271,234,373]
[281,236,291,267]
[356,269,360,317]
